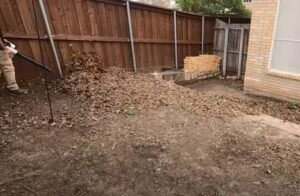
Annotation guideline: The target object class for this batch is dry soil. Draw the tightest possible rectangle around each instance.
[0,57,299,196]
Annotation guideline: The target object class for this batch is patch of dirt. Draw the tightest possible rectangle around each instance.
[184,78,245,98]
[0,54,299,195]
[184,78,300,123]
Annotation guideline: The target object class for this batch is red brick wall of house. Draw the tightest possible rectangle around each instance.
[244,0,300,103]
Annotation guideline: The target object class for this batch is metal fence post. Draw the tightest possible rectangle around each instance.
[237,28,245,79]
[173,10,178,70]
[38,0,63,78]
[222,27,229,76]
[201,16,205,54]
[126,0,137,73]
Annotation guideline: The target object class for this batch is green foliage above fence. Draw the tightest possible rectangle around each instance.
[175,0,251,17]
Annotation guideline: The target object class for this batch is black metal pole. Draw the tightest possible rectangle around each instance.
[32,0,54,123]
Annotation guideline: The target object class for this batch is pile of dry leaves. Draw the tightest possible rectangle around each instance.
[56,53,300,122]
[56,54,243,119]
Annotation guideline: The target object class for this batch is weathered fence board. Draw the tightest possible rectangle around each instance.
[0,0,249,82]
[213,19,250,77]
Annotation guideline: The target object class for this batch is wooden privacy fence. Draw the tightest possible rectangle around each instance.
[0,0,248,81]
[213,20,250,78]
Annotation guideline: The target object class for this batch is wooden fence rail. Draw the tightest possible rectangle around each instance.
[0,0,249,82]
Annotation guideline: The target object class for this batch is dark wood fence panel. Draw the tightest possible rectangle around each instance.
[0,0,248,82]
[45,0,132,70]
[203,17,216,54]
[130,4,175,70]
[177,13,202,67]
[0,0,56,81]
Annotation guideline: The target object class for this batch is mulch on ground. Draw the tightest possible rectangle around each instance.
[0,54,299,196]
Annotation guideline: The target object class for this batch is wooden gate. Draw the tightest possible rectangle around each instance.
[213,19,250,78]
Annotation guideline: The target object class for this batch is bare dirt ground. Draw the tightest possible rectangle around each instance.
[1,56,299,196]
[184,78,245,98]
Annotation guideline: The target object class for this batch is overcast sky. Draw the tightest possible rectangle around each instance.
[131,0,175,7]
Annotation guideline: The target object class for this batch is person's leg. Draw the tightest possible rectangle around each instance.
[2,63,19,91]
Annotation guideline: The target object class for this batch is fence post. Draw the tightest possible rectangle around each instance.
[237,28,245,79]
[38,0,63,78]
[201,16,205,54]
[213,25,217,55]
[222,27,229,76]
[126,0,137,73]
[173,10,178,70]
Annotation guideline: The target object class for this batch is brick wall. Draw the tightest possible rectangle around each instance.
[244,0,300,103]
[184,55,221,73]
